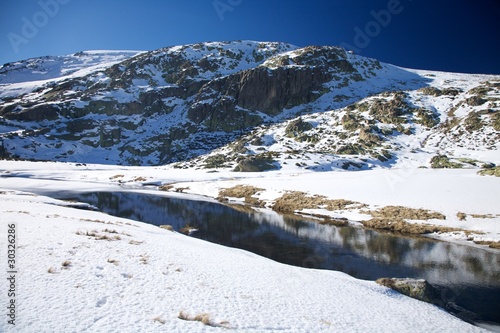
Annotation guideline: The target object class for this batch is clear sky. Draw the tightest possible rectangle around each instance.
[1,0,499,74]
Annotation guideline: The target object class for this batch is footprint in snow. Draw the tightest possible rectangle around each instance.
[96,296,107,308]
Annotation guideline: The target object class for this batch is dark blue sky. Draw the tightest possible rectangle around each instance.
[1,0,499,74]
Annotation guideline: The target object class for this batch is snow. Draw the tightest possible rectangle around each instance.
[1,160,499,245]
[0,42,499,331]
[0,187,488,332]
[0,50,143,84]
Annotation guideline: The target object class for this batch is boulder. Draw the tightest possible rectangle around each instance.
[376,278,438,303]
[234,156,279,172]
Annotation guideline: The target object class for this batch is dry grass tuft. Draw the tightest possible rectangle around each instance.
[76,229,122,241]
[362,203,479,236]
[218,185,265,207]
[107,258,119,266]
[474,240,500,249]
[362,218,461,235]
[470,214,496,219]
[152,316,166,324]
[178,310,228,327]
[80,218,108,224]
[47,267,57,274]
[158,184,174,191]
[178,310,190,321]
[478,166,500,177]
[179,224,198,235]
[139,254,149,265]
[272,191,365,214]
[158,183,189,192]
[97,234,121,241]
[159,225,174,231]
[193,313,212,326]
[174,187,190,193]
[76,230,97,237]
[365,205,446,221]
[457,212,496,220]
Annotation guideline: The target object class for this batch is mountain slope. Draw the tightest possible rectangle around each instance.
[0,41,498,168]
[187,72,499,172]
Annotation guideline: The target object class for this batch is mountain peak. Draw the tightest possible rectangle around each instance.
[0,41,498,168]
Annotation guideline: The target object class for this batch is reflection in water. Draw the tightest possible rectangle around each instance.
[64,191,500,326]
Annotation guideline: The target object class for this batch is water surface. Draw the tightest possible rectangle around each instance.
[61,191,500,328]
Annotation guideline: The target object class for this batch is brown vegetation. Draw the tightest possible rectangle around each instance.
[178,310,229,328]
[75,229,122,241]
[365,205,446,221]
[158,184,174,191]
[179,224,198,235]
[159,225,174,231]
[362,218,461,235]
[360,205,471,235]
[218,185,265,207]
[478,166,500,177]
[272,191,365,214]
[474,241,500,249]
[61,260,72,269]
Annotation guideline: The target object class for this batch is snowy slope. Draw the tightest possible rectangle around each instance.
[0,50,143,85]
[185,69,499,172]
[0,190,488,332]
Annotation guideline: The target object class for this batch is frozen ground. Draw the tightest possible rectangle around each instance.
[0,160,499,332]
[0,185,491,332]
[1,43,499,332]
[1,160,499,246]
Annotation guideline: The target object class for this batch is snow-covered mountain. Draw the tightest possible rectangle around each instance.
[0,41,498,169]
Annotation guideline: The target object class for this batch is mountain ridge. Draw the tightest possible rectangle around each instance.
[0,40,498,169]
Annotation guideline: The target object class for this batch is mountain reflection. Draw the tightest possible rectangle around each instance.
[66,191,500,324]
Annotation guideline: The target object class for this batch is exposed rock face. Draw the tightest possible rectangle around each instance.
[2,104,60,121]
[188,65,332,131]
[187,46,367,132]
[234,66,331,114]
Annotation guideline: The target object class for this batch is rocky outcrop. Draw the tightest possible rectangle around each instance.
[376,278,439,304]
[234,155,279,172]
[3,104,60,121]
[235,66,331,114]
[188,65,332,131]
[285,118,313,138]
